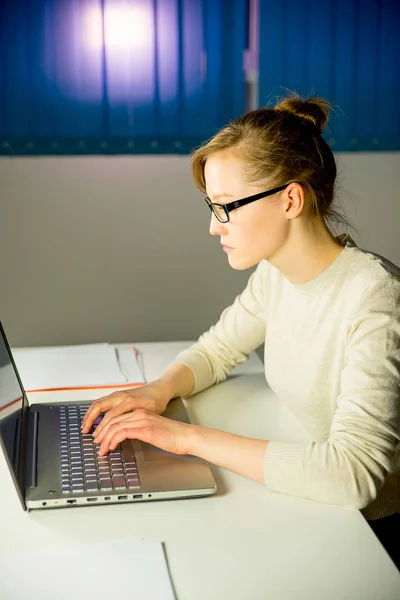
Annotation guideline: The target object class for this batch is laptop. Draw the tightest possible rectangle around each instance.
[0,321,217,510]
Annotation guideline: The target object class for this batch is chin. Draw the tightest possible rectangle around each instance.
[227,254,259,271]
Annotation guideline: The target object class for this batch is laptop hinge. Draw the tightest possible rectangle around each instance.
[25,411,39,488]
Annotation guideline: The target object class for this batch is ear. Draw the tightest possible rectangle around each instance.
[284,182,305,219]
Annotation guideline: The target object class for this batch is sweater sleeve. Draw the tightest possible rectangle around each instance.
[264,276,400,510]
[171,261,269,396]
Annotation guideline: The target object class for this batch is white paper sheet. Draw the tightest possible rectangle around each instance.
[11,343,144,391]
[0,538,176,600]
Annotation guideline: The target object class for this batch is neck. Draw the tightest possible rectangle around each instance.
[268,218,344,285]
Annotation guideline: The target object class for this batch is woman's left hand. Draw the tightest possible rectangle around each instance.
[93,409,194,456]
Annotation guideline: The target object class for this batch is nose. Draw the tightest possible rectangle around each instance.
[209,213,228,236]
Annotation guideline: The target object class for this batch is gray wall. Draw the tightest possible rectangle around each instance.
[0,153,399,347]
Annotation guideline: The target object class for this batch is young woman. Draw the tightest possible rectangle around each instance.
[82,94,400,568]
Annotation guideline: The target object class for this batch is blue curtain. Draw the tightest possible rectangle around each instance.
[259,0,400,151]
[0,0,247,155]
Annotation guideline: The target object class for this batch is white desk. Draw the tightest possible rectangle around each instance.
[1,342,399,599]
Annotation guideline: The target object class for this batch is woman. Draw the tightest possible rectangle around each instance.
[82,94,400,568]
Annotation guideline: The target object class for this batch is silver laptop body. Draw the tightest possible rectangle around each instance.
[0,321,217,510]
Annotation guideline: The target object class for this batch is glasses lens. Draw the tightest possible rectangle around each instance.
[212,204,228,223]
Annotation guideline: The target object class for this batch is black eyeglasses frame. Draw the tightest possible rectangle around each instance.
[205,183,291,223]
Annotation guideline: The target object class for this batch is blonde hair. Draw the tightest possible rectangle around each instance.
[191,92,349,228]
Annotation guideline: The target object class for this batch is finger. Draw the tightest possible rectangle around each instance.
[92,397,142,438]
[94,412,136,443]
[98,417,150,455]
[81,395,116,433]
[99,424,151,456]
[98,414,149,451]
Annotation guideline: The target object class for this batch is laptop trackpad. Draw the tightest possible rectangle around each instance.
[140,442,179,462]
[139,442,196,462]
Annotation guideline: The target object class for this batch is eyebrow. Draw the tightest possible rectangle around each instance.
[209,193,235,201]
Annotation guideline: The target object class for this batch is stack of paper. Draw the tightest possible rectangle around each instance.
[0,538,176,600]
[11,343,145,392]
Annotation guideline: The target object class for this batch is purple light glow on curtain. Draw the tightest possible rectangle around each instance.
[44,0,182,107]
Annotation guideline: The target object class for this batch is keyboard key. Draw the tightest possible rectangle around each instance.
[100,479,113,490]
[71,480,84,487]
[99,469,111,476]
[111,469,124,476]
[86,481,99,491]
[71,471,83,478]
[112,476,127,489]
[99,471,111,478]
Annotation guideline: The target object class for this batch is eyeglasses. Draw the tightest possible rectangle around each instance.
[204,183,291,223]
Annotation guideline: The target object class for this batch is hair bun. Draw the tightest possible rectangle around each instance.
[274,93,331,133]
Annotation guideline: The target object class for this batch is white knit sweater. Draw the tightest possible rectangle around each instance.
[173,234,400,520]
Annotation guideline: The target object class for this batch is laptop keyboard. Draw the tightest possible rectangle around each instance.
[59,404,141,494]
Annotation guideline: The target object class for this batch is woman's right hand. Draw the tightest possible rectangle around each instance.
[81,381,171,438]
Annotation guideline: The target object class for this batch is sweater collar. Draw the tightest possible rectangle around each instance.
[286,233,356,295]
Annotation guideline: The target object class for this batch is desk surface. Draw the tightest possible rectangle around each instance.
[1,342,399,599]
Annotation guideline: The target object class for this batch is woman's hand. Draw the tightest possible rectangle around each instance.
[81,382,170,438]
[94,410,268,484]
[94,409,194,456]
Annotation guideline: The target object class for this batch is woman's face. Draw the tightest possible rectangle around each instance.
[204,152,293,270]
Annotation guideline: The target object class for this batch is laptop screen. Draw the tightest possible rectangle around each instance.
[0,322,29,507]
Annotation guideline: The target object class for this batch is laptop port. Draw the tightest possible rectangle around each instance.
[118,495,128,500]
[133,494,143,499]
[86,498,98,502]
[67,499,76,504]
[104,496,111,501]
